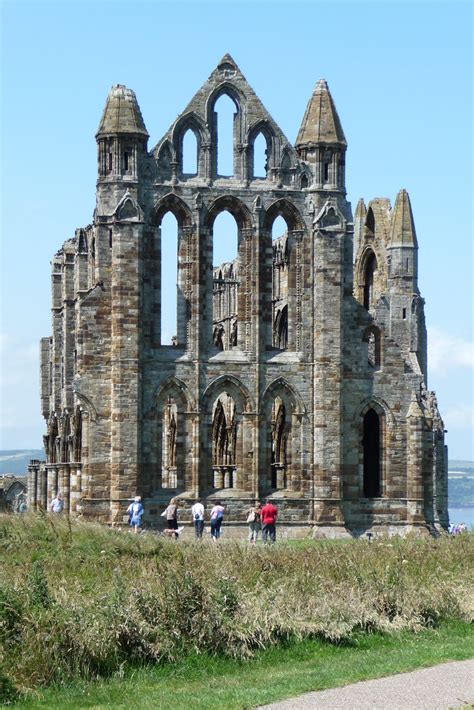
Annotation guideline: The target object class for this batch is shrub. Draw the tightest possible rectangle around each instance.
[0,513,472,695]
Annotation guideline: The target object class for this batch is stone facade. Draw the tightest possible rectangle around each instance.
[30,54,448,535]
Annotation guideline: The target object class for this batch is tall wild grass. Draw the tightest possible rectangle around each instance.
[0,513,472,697]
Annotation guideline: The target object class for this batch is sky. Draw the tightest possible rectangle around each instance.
[0,0,473,459]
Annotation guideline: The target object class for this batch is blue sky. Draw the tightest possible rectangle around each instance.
[1,0,473,458]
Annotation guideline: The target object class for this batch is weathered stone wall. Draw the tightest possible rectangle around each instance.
[35,55,448,535]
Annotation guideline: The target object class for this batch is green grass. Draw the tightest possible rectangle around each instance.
[1,514,473,705]
[12,621,474,709]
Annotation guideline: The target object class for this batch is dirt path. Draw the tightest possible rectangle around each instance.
[259,659,473,709]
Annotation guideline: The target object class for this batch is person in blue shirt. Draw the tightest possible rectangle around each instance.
[127,496,144,533]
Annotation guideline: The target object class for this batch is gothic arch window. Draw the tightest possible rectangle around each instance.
[274,305,288,350]
[272,215,289,350]
[300,173,309,189]
[363,408,382,497]
[212,211,239,351]
[271,396,287,489]
[153,195,193,349]
[182,128,198,175]
[162,396,178,488]
[364,326,382,368]
[214,93,237,176]
[160,211,178,345]
[261,379,304,493]
[253,131,268,178]
[363,251,377,310]
[365,206,375,235]
[212,393,237,489]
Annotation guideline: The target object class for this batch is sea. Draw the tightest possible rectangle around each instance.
[448,507,474,529]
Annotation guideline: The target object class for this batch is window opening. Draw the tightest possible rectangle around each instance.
[160,212,178,345]
[324,161,329,182]
[123,151,129,172]
[367,329,381,368]
[363,252,377,310]
[212,211,239,350]
[108,153,113,171]
[212,393,236,488]
[215,94,236,176]
[363,409,381,497]
[182,128,198,175]
[271,397,287,488]
[272,216,289,349]
[109,229,112,248]
[402,308,407,320]
[253,132,267,177]
[301,174,309,189]
[365,207,375,234]
[162,396,178,488]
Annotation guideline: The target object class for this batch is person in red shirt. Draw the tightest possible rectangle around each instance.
[260,499,278,543]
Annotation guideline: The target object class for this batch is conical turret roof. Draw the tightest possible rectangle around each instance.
[389,189,418,248]
[296,79,346,147]
[96,84,149,138]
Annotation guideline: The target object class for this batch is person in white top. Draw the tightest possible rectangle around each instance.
[191,500,205,538]
[50,492,64,514]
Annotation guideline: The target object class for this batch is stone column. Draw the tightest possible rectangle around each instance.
[62,464,71,513]
[110,220,143,521]
[312,226,345,528]
[27,461,39,509]
[406,397,427,525]
[40,466,48,510]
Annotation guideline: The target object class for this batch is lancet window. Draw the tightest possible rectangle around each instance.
[162,396,178,488]
[363,408,381,497]
[212,393,236,488]
[271,396,287,488]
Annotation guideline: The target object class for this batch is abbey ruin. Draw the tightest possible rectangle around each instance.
[28,55,448,535]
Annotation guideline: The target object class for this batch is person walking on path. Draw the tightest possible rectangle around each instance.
[162,497,180,538]
[50,492,64,514]
[127,496,144,534]
[210,501,225,541]
[261,499,278,543]
[246,501,262,544]
[191,499,205,538]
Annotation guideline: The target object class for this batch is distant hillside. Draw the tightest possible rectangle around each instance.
[448,460,474,476]
[0,450,44,476]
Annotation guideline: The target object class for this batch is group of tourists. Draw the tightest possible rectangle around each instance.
[448,522,468,535]
[126,495,279,543]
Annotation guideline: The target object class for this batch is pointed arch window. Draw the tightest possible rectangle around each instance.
[365,207,375,235]
[253,132,268,178]
[363,252,377,310]
[272,216,289,350]
[215,94,237,177]
[162,396,178,488]
[363,409,381,497]
[212,211,239,350]
[160,212,178,345]
[212,393,236,488]
[271,397,287,488]
[182,128,198,175]
[365,326,382,368]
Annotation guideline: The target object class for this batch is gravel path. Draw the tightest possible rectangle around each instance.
[259,659,473,709]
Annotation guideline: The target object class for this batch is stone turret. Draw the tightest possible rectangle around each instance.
[388,189,426,376]
[295,79,347,191]
[96,84,149,182]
